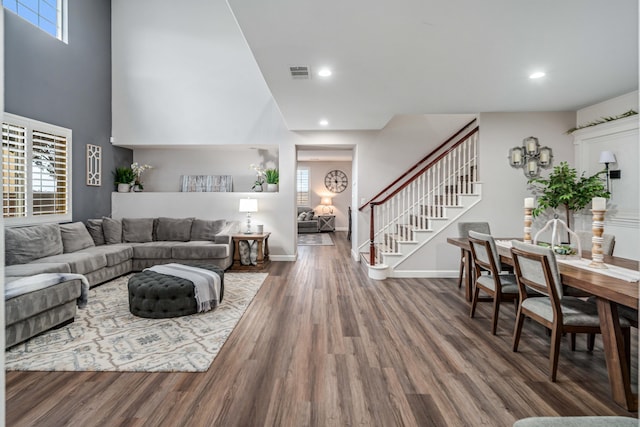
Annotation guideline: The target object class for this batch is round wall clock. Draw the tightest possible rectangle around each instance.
[324,169,348,193]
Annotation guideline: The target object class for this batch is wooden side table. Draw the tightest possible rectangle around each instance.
[231,232,271,271]
[318,215,335,232]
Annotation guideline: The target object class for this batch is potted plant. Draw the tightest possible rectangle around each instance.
[113,166,136,192]
[264,168,279,192]
[528,161,609,231]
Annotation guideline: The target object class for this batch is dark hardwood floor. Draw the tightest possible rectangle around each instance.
[6,232,638,426]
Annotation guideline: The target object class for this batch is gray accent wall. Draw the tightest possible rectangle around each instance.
[4,0,132,222]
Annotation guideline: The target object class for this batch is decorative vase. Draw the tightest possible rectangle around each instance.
[266,183,278,192]
[132,184,143,192]
[253,184,263,192]
[117,183,130,193]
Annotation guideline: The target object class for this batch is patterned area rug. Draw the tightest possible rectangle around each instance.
[5,272,268,372]
[297,233,334,246]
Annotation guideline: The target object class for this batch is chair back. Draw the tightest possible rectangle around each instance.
[511,241,563,301]
[468,231,501,276]
[574,230,615,256]
[458,222,490,238]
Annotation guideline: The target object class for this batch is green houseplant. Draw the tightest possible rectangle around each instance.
[264,168,279,185]
[528,161,609,230]
[113,166,136,192]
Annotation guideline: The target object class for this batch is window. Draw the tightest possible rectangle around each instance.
[4,0,67,42]
[2,113,72,225]
[296,167,310,206]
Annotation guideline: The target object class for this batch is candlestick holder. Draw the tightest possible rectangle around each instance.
[524,207,533,244]
[589,209,607,269]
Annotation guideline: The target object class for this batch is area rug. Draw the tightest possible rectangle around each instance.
[5,272,268,372]
[297,233,334,246]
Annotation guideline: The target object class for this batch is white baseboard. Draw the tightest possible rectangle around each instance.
[270,255,297,262]
[390,270,458,279]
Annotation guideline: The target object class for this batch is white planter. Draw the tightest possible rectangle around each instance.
[266,183,278,192]
[117,183,131,193]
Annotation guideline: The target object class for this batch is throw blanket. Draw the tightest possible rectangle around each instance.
[5,273,90,308]
[145,263,221,312]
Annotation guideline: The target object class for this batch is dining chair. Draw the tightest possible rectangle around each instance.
[510,240,631,382]
[574,230,616,256]
[468,230,519,335]
[457,222,491,288]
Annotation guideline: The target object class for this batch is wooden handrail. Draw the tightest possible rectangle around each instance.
[358,118,476,211]
[367,126,478,208]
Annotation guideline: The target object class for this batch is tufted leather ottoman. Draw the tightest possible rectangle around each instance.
[128,264,224,318]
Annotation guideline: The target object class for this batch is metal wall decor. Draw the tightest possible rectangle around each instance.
[86,144,102,186]
[508,136,552,178]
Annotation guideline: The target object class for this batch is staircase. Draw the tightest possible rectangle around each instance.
[358,120,480,279]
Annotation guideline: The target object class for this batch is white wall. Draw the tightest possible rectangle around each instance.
[112,0,301,259]
[298,161,352,230]
[573,91,639,259]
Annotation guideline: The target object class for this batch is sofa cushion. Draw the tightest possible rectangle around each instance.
[5,224,63,266]
[131,242,175,259]
[171,241,230,259]
[81,244,134,267]
[122,218,154,243]
[86,219,105,246]
[34,252,108,275]
[5,279,81,326]
[156,217,194,241]
[190,219,226,241]
[60,222,96,253]
[4,262,71,277]
[102,217,123,244]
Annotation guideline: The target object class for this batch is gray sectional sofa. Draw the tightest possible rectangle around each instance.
[4,217,238,348]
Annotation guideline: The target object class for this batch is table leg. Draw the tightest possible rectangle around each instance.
[596,298,637,411]
[256,240,264,268]
[464,249,473,302]
[232,238,241,268]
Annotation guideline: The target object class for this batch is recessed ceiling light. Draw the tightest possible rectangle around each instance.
[319,119,329,126]
[529,71,546,79]
[318,68,332,77]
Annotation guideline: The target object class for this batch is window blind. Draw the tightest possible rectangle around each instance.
[2,123,27,218]
[297,167,310,206]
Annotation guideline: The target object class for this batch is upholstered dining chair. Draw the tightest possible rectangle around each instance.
[574,230,616,256]
[510,240,631,382]
[457,222,491,288]
[468,230,519,335]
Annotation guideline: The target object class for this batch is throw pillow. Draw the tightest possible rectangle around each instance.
[85,219,105,246]
[305,211,315,220]
[5,223,63,265]
[60,222,96,253]
[102,217,123,244]
[297,212,306,221]
[156,217,194,241]
[122,218,154,243]
[191,219,226,241]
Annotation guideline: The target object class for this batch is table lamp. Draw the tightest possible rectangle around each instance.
[321,197,333,214]
[239,198,258,234]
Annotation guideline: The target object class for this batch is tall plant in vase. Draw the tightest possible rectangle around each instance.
[528,161,609,231]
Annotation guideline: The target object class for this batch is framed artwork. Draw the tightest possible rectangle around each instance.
[180,175,233,192]
[86,144,102,186]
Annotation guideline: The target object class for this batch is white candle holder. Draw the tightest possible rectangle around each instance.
[524,207,533,244]
[589,209,607,269]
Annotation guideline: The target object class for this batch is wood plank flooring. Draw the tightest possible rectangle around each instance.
[6,232,638,426]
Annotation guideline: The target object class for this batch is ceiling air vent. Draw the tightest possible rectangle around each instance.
[290,66,310,80]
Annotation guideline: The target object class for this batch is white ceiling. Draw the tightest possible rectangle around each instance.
[227,0,638,131]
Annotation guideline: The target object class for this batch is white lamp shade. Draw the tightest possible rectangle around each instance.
[321,197,333,206]
[239,198,258,213]
[599,151,616,164]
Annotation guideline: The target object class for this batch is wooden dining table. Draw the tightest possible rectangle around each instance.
[447,236,639,411]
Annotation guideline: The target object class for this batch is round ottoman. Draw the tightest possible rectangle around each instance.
[128,264,224,319]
